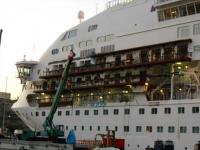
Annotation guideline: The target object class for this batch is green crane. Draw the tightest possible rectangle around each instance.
[42,50,75,138]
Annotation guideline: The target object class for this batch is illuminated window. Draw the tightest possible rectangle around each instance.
[146,126,152,132]
[171,7,179,18]
[164,8,171,20]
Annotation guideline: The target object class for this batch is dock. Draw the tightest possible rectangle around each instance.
[0,139,73,150]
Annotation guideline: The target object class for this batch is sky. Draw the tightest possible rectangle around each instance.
[0,0,108,99]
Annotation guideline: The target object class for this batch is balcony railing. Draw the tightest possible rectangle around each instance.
[35,75,145,93]
[155,0,182,7]
[39,53,191,79]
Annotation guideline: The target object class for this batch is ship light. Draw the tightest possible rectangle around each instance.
[126,85,132,88]
[122,90,128,94]
[160,89,164,93]
[145,82,149,86]
[179,88,182,91]
[176,62,182,65]
[41,92,45,95]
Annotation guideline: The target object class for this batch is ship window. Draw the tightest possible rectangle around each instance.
[124,108,130,115]
[66,111,70,116]
[177,26,190,38]
[86,40,93,46]
[178,107,185,114]
[180,126,187,133]
[192,107,199,113]
[98,126,100,131]
[88,24,98,32]
[164,8,171,20]
[195,1,200,13]
[151,108,157,114]
[106,126,109,131]
[79,41,86,48]
[103,109,108,115]
[35,111,39,116]
[124,126,129,132]
[62,45,74,52]
[82,126,84,131]
[158,10,164,21]
[139,108,145,114]
[105,34,114,41]
[58,111,62,116]
[179,5,187,17]
[194,45,200,53]
[192,126,199,133]
[66,126,68,130]
[171,7,179,18]
[136,126,142,132]
[115,126,118,131]
[61,31,68,41]
[168,126,175,133]
[187,3,195,15]
[164,107,171,114]
[73,126,76,131]
[75,110,80,116]
[85,110,89,115]
[90,126,92,131]
[42,111,45,116]
[157,126,163,133]
[146,126,152,132]
[97,36,105,43]
[113,109,119,115]
[68,29,77,39]
[51,49,59,55]
[94,109,98,115]
[193,23,200,35]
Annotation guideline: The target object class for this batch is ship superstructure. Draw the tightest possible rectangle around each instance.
[12,0,200,149]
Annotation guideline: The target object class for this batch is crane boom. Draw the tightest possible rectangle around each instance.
[43,50,75,138]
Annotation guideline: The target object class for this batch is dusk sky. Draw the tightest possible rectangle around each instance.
[0,0,108,99]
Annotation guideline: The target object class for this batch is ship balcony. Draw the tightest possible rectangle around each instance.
[69,53,191,76]
[34,75,146,94]
[39,52,191,79]
[154,0,183,8]
[38,97,73,107]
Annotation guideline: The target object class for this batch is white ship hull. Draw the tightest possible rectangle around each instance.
[12,0,200,149]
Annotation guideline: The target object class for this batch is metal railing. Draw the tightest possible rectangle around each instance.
[106,0,134,9]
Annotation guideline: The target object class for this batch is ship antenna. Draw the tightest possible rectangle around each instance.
[78,11,84,24]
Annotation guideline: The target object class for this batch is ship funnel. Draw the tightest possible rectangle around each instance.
[78,10,84,24]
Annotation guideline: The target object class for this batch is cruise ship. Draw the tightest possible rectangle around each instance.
[12,0,200,149]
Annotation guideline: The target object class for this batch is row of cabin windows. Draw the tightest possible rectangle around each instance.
[34,106,200,117]
[158,1,200,21]
[65,125,200,133]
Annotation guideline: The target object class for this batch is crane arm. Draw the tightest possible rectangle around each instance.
[43,50,75,138]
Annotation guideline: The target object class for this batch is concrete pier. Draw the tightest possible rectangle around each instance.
[0,139,73,150]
